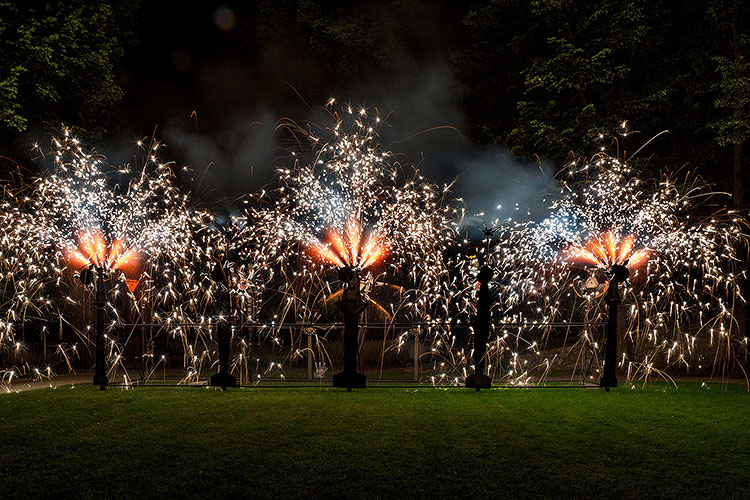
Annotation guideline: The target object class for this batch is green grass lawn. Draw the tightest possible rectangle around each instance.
[1,383,749,499]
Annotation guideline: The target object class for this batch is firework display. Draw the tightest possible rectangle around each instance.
[448,152,748,385]
[0,130,214,390]
[0,112,747,391]
[244,102,459,382]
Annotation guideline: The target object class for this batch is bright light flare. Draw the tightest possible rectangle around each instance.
[310,218,387,270]
[65,230,139,271]
[567,230,649,268]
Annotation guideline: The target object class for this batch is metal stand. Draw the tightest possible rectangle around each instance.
[306,329,314,380]
[600,264,629,391]
[208,255,237,390]
[210,321,237,390]
[93,268,108,390]
[466,265,493,391]
[413,329,420,382]
[332,267,368,391]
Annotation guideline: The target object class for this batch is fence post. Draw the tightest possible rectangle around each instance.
[210,319,237,390]
[413,328,419,382]
[306,328,313,380]
[249,326,255,384]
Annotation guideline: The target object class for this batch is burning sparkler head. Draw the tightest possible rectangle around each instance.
[310,218,387,270]
[566,230,648,269]
[65,230,139,273]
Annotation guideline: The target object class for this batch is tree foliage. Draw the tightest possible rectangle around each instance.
[456,0,749,203]
[0,1,136,142]
[709,1,750,147]
[1,0,748,204]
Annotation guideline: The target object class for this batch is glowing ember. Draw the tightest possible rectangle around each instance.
[65,230,139,271]
[567,230,648,269]
[310,218,386,269]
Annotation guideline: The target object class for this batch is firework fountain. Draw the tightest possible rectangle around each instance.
[465,148,749,386]
[246,102,459,389]
[0,119,746,391]
[0,130,210,390]
[69,230,137,388]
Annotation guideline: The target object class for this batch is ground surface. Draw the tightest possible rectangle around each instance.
[1,383,748,499]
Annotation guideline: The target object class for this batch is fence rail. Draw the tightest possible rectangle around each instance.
[115,321,607,328]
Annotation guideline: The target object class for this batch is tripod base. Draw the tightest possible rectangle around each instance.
[332,371,366,391]
[93,374,108,390]
[465,373,491,391]
[600,375,618,391]
[210,373,237,390]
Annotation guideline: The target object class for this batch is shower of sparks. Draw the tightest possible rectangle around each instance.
[0,130,215,390]
[434,149,748,386]
[245,102,459,363]
[0,119,747,390]
[567,231,649,269]
[310,218,387,269]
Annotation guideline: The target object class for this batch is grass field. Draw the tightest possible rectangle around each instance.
[1,383,749,499]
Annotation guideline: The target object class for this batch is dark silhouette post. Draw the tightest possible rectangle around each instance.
[209,256,237,390]
[306,328,314,380]
[211,320,236,390]
[333,267,368,391]
[93,267,108,390]
[601,263,630,391]
[466,265,493,391]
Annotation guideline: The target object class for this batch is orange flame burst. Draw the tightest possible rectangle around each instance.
[568,230,649,268]
[65,230,139,271]
[310,219,386,269]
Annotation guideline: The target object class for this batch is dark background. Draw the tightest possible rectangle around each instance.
[1,0,748,216]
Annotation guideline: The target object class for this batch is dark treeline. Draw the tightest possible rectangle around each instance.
[1,0,748,206]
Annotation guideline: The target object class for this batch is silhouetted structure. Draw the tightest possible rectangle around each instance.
[332,267,368,390]
[601,263,629,390]
[466,265,493,391]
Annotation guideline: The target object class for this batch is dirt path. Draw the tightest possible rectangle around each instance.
[2,374,92,393]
